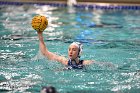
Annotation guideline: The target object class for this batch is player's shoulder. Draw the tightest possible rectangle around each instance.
[83,60,95,65]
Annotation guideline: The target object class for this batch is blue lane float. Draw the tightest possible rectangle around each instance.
[0,1,140,10]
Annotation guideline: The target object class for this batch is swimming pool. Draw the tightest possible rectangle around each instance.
[0,2,140,93]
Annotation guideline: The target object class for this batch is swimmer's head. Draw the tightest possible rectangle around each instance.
[68,42,83,59]
[40,86,57,93]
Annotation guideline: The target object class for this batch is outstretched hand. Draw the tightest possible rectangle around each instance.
[37,30,43,35]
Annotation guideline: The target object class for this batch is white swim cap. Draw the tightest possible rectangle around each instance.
[70,42,83,57]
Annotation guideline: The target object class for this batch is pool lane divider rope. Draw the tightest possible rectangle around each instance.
[0,1,140,10]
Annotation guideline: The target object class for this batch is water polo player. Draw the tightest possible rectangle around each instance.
[31,15,93,69]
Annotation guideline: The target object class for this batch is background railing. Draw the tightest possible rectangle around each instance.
[0,0,140,4]
[77,0,140,4]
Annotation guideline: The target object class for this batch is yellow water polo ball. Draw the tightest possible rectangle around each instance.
[31,15,48,32]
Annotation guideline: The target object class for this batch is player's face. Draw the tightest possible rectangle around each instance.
[68,44,79,59]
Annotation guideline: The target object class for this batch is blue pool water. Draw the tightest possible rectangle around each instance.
[0,3,140,93]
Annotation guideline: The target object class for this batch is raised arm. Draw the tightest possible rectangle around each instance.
[37,31,67,65]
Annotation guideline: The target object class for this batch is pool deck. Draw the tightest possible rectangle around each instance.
[0,0,140,7]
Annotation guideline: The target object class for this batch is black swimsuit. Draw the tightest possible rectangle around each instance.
[67,59,84,69]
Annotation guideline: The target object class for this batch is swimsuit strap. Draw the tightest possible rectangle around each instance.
[79,60,83,65]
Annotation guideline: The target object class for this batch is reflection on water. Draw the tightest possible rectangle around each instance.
[0,3,140,93]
